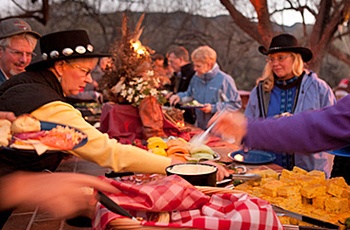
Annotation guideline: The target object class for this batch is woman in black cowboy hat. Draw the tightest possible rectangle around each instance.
[0,30,172,227]
[0,29,183,176]
[0,30,229,225]
[244,33,336,177]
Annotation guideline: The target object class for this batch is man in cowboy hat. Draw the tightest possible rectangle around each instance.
[242,33,336,176]
[0,18,41,85]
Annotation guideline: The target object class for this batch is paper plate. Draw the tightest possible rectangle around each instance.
[4,121,87,152]
[327,145,350,157]
[228,149,277,164]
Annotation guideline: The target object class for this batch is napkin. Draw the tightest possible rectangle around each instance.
[93,175,283,230]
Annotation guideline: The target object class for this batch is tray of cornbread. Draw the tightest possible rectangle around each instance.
[233,166,350,229]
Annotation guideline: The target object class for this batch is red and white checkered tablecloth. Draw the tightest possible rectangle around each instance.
[92,175,283,230]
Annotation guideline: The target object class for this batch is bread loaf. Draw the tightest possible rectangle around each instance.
[0,119,12,146]
[11,115,41,134]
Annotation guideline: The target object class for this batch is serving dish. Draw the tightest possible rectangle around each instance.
[166,163,217,187]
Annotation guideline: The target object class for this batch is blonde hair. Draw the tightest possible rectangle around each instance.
[191,45,217,65]
[257,52,304,92]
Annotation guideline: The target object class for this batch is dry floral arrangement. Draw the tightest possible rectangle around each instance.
[100,13,167,107]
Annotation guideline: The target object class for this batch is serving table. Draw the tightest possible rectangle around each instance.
[2,120,284,230]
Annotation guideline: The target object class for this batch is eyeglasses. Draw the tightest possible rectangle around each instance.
[266,54,291,63]
[66,61,92,76]
[4,46,36,59]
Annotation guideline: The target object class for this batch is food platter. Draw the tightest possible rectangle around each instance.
[228,149,276,165]
[3,121,87,153]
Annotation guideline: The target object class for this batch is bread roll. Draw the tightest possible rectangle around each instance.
[11,115,41,134]
[0,119,12,146]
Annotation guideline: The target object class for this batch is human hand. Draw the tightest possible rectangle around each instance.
[165,91,173,99]
[199,104,211,113]
[94,92,104,104]
[201,161,230,182]
[209,110,247,145]
[0,111,16,122]
[169,94,180,106]
[0,172,119,219]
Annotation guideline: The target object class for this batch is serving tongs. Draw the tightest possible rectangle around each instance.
[216,172,262,186]
[189,108,226,148]
[97,191,139,222]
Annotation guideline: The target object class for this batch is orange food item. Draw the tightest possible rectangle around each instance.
[40,125,86,150]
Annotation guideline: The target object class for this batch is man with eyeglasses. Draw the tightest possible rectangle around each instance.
[0,18,41,85]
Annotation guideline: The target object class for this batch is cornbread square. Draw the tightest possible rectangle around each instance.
[251,187,263,197]
[307,170,326,181]
[234,183,253,193]
[279,177,297,186]
[270,197,285,207]
[327,177,348,188]
[278,195,302,209]
[260,177,276,186]
[261,180,285,197]
[325,197,349,213]
[300,184,326,198]
[261,169,279,179]
[310,207,328,217]
[277,185,302,197]
[292,166,308,175]
[250,168,279,179]
[294,174,320,187]
[327,183,349,197]
[312,195,328,209]
[280,169,294,179]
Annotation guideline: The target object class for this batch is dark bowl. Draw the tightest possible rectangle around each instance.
[166,163,217,187]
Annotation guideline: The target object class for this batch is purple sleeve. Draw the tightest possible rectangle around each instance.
[244,95,350,153]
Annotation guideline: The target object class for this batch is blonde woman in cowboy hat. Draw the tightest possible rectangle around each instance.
[242,33,336,177]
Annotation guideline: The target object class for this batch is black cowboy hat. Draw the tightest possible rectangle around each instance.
[26,30,110,71]
[258,34,313,62]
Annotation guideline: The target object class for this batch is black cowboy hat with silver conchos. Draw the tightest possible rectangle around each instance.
[258,33,313,62]
[26,30,110,71]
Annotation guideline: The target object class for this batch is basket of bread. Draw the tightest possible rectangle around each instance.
[94,174,283,230]
[0,114,87,155]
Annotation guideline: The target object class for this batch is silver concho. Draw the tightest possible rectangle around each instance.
[62,48,74,56]
[50,50,59,59]
[75,46,86,54]
[41,53,48,60]
[87,44,94,52]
